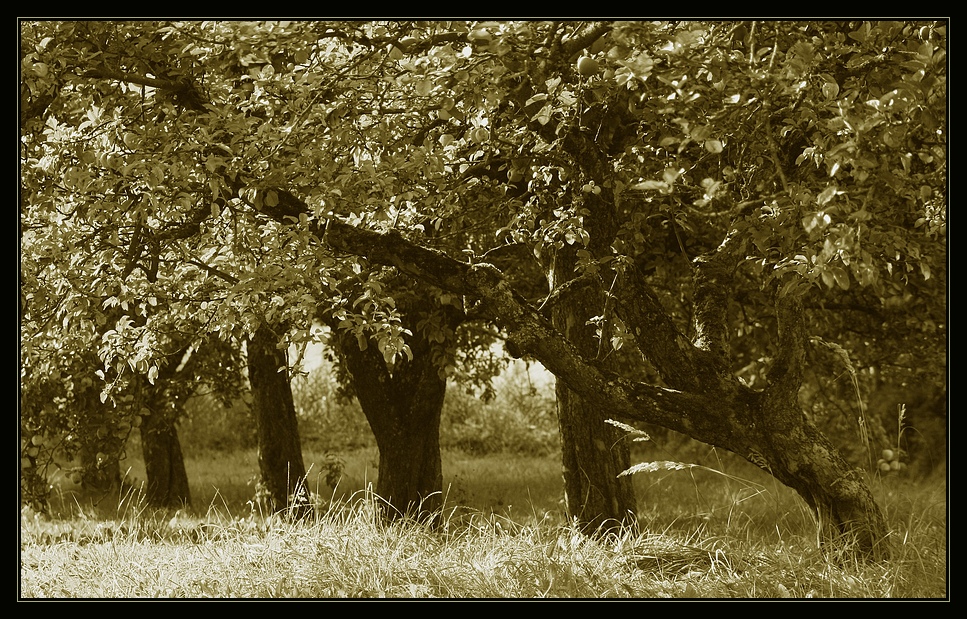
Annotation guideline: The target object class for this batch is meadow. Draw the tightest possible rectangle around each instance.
[20,444,947,599]
[20,363,948,599]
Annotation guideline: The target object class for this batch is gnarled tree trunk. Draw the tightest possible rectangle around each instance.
[252,187,889,558]
[314,219,890,558]
[247,323,312,520]
[335,331,445,521]
[329,298,459,523]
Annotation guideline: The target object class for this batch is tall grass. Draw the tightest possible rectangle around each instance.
[20,464,947,599]
[23,445,946,599]
[22,360,946,598]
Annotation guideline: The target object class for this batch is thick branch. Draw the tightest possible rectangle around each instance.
[613,266,702,391]
[690,233,739,372]
[153,202,213,242]
[561,22,613,57]
[460,262,715,433]
[322,221,734,442]
[252,192,728,435]
[80,67,208,111]
[323,221,473,297]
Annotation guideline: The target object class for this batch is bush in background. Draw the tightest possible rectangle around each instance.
[177,356,560,458]
[440,360,560,457]
[174,350,943,482]
[290,368,375,452]
[292,355,560,457]
[179,393,257,453]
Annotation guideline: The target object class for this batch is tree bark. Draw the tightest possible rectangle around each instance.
[139,403,191,510]
[251,190,889,557]
[329,301,457,523]
[553,350,638,534]
[247,323,312,520]
[335,333,445,521]
[549,244,637,534]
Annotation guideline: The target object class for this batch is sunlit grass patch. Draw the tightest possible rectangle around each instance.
[23,444,946,599]
[22,468,946,599]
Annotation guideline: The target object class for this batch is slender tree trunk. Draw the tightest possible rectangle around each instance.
[247,324,312,520]
[333,325,447,523]
[550,249,637,534]
[77,384,122,496]
[139,405,191,509]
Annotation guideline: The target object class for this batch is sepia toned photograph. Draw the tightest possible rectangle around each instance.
[19,19,947,599]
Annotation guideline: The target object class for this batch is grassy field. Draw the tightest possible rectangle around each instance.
[20,447,947,599]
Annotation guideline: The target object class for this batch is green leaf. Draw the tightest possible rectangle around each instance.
[831,266,850,290]
[821,268,836,289]
[264,190,279,207]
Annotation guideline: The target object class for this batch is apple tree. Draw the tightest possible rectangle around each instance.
[267,20,944,555]
[20,20,476,519]
[20,20,946,559]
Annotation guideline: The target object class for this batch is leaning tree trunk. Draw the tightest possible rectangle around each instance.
[139,400,191,510]
[751,393,888,556]
[333,323,448,523]
[550,247,637,534]
[530,86,642,534]
[610,236,891,558]
[247,324,312,520]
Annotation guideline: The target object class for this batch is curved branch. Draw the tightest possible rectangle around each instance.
[153,202,213,242]
[80,67,207,111]
[252,190,726,436]
[80,67,179,90]
[321,219,737,443]
[561,22,613,57]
